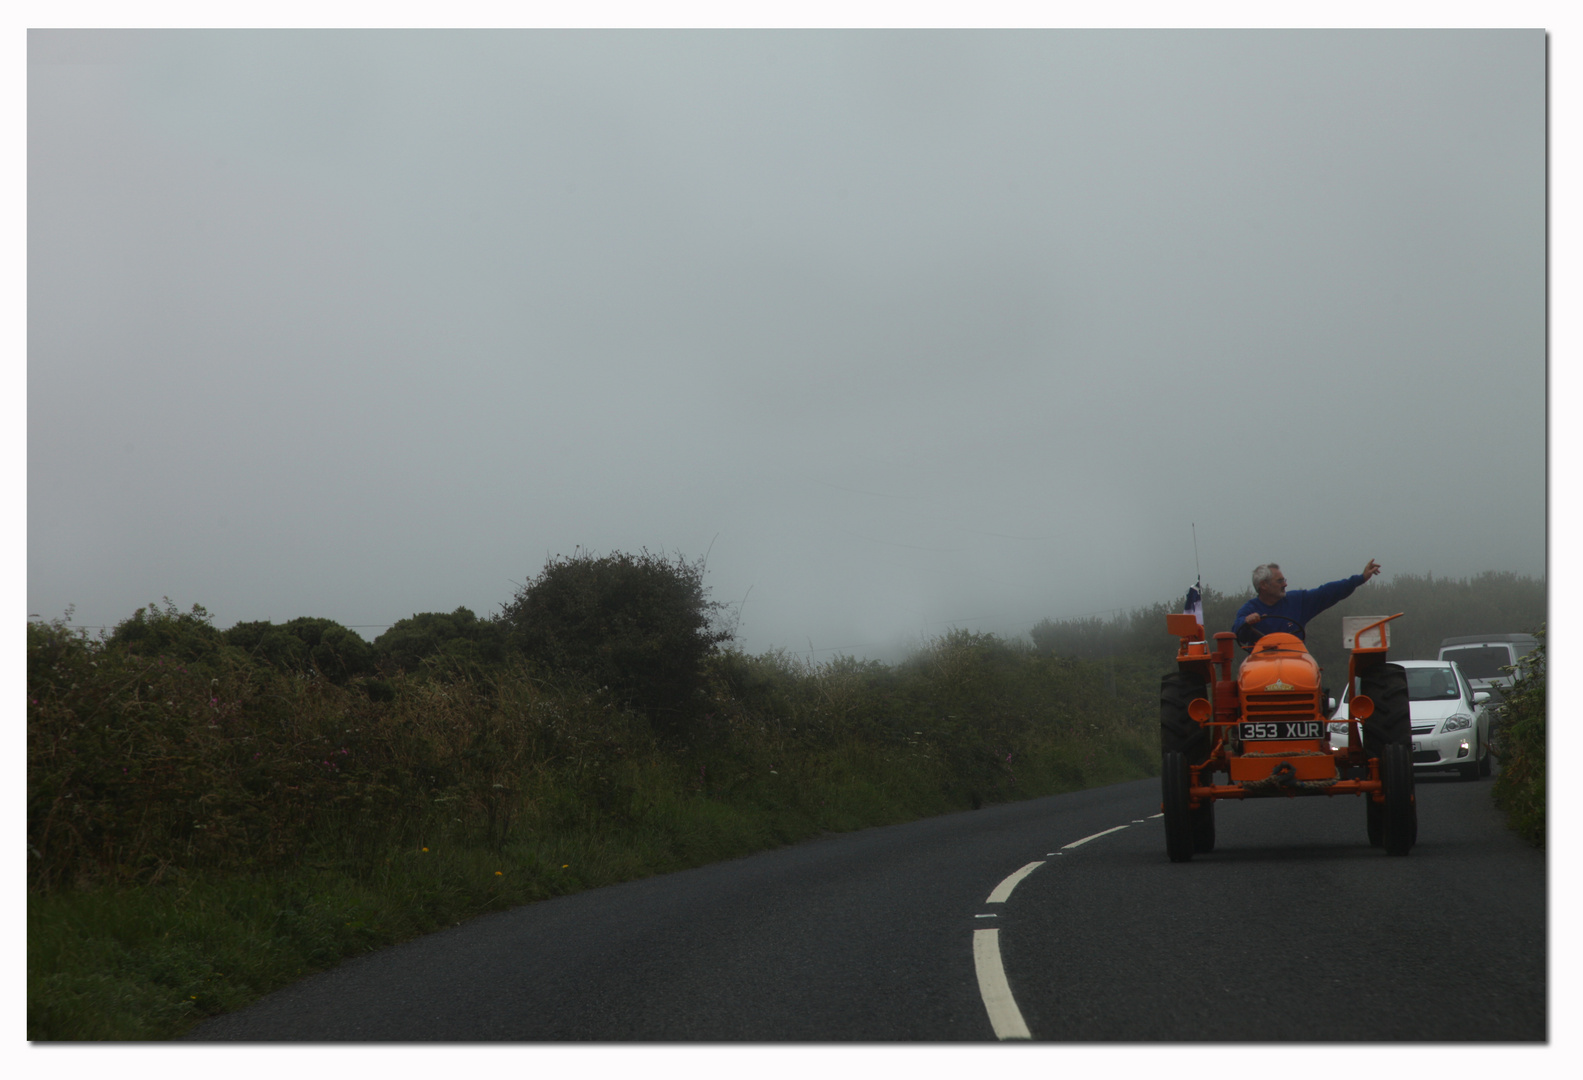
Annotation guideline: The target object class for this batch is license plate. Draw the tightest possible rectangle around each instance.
[1240,721,1323,740]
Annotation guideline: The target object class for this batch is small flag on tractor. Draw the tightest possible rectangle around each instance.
[1184,581,1204,634]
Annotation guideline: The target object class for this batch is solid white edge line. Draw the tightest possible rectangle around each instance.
[985,860,1046,903]
[1062,824,1130,849]
[973,928,1032,1040]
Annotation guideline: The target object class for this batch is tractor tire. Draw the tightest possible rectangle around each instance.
[1382,742,1417,856]
[1366,794,1384,847]
[1191,799,1216,854]
[1360,663,1411,757]
[1160,671,1211,764]
[1162,750,1195,863]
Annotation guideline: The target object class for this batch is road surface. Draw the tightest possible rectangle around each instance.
[189,769,1544,1041]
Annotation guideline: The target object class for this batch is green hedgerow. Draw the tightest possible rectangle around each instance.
[1491,626,1545,847]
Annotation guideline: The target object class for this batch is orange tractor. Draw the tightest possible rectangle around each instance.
[1159,612,1416,861]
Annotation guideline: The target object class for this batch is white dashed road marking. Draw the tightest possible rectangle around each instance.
[1062,824,1129,849]
[985,860,1045,904]
[973,929,1031,1039]
[975,818,1143,1039]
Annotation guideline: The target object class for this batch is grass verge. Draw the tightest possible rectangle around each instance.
[30,732,1152,1040]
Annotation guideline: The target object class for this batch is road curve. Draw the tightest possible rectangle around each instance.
[188,770,1543,1041]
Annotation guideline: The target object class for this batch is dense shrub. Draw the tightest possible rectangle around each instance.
[26,611,630,891]
[106,600,236,670]
[498,549,732,738]
[702,630,1157,808]
[373,607,507,678]
[28,599,1159,895]
[1492,626,1545,847]
[224,616,376,683]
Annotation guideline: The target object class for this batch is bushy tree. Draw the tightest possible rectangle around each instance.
[499,549,731,736]
[224,620,309,670]
[223,616,375,683]
[106,599,232,668]
[374,606,506,675]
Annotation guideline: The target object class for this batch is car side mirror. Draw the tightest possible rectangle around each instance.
[1327,697,1337,712]
[1474,691,1491,705]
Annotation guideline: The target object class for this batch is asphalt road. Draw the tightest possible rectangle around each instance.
[188,767,1544,1042]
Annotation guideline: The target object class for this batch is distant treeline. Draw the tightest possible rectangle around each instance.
[1030,571,1546,677]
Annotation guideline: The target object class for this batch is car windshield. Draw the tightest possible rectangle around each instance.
[1441,646,1510,680]
[1406,666,1462,701]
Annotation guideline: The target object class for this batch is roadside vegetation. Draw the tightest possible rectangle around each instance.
[28,559,1542,1039]
[1491,627,1546,847]
[28,550,1157,1040]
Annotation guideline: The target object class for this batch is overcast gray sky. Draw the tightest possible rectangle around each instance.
[27,28,1546,660]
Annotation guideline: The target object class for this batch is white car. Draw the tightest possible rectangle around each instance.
[1329,660,1493,780]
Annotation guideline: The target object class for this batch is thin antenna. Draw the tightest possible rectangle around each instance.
[1191,522,1202,590]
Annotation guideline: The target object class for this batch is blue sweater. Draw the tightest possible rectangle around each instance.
[1233,574,1366,645]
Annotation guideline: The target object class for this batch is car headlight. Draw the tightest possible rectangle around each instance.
[1441,714,1473,732]
[1328,722,1350,734]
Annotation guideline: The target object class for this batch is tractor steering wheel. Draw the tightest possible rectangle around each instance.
[1239,614,1305,652]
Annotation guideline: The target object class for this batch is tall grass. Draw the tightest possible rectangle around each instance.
[28,620,1156,1040]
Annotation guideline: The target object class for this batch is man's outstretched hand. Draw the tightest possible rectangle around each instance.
[1362,559,1382,581]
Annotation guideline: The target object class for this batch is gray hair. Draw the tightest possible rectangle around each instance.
[1252,563,1282,590]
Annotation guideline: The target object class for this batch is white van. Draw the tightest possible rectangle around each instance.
[1436,633,1539,699]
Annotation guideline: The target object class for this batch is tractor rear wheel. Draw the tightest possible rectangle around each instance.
[1162,751,1195,863]
[1366,794,1384,847]
[1382,742,1417,856]
[1360,663,1411,756]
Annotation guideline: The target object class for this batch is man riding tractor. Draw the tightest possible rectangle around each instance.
[1233,559,1382,647]
[1160,557,1415,860]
